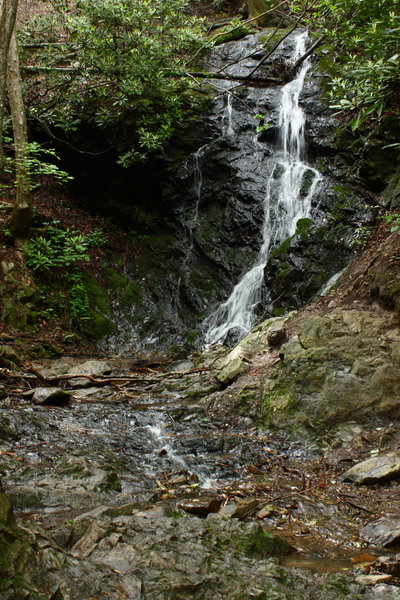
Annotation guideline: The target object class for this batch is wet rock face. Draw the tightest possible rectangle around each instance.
[260,308,400,436]
[97,32,373,351]
[263,69,377,315]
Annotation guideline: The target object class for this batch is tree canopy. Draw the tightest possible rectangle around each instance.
[292,0,400,141]
[17,0,400,161]
[21,0,206,165]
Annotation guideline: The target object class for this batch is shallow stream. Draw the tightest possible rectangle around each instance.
[0,363,389,578]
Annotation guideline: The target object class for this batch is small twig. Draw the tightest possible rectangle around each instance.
[269,485,319,503]
[342,499,373,513]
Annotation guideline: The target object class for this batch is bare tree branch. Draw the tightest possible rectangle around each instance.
[40,121,118,156]
[188,71,282,85]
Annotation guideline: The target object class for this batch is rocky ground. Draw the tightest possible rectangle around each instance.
[1,218,400,598]
[1,2,399,597]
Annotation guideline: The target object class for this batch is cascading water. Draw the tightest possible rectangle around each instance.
[224,92,235,137]
[205,31,322,345]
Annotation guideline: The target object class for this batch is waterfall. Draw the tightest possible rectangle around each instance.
[191,147,203,226]
[205,31,322,345]
[224,92,234,137]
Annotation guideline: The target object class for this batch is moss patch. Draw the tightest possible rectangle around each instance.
[242,527,292,558]
[235,385,259,416]
[0,415,17,441]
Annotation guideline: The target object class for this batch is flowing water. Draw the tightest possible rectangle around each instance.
[2,367,375,578]
[205,32,322,345]
[224,92,235,137]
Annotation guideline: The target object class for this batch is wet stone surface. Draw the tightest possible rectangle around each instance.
[0,360,399,599]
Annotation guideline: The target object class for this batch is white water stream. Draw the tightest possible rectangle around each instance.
[224,92,235,136]
[205,32,322,345]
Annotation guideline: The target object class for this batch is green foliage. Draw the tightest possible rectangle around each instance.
[22,0,206,164]
[291,0,400,142]
[85,228,107,248]
[23,224,91,272]
[1,140,72,190]
[253,113,271,133]
[350,225,372,248]
[383,212,400,233]
[67,274,91,321]
[22,223,107,327]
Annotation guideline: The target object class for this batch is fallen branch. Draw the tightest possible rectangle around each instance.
[49,374,160,384]
[291,36,325,72]
[341,498,373,513]
[187,71,282,85]
[24,369,160,386]
[40,121,118,156]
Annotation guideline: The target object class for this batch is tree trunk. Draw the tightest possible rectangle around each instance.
[0,0,17,173]
[6,27,33,243]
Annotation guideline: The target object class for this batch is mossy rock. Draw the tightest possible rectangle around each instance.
[235,384,259,416]
[246,0,286,27]
[0,492,13,527]
[0,345,22,369]
[26,343,63,359]
[0,258,38,331]
[0,415,18,440]
[295,218,313,240]
[104,268,144,307]
[242,526,292,558]
[100,472,122,492]
[81,272,116,340]
[269,235,294,260]
[258,309,400,438]
[0,491,26,584]
[212,22,252,45]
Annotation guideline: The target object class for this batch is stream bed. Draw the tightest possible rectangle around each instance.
[1,356,399,599]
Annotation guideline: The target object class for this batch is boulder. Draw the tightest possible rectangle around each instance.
[361,515,400,547]
[246,0,280,26]
[267,324,286,347]
[355,574,393,586]
[31,387,71,406]
[216,355,249,385]
[178,496,222,515]
[35,359,75,379]
[342,453,400,484]
[260,309,400,436]
[376,553,400,577]
[167,360,194,373]
[364,585,400,600]
[0,344,22,368]
[212,314,292,387]
[218,498,259,519]
[66,360,111,388]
